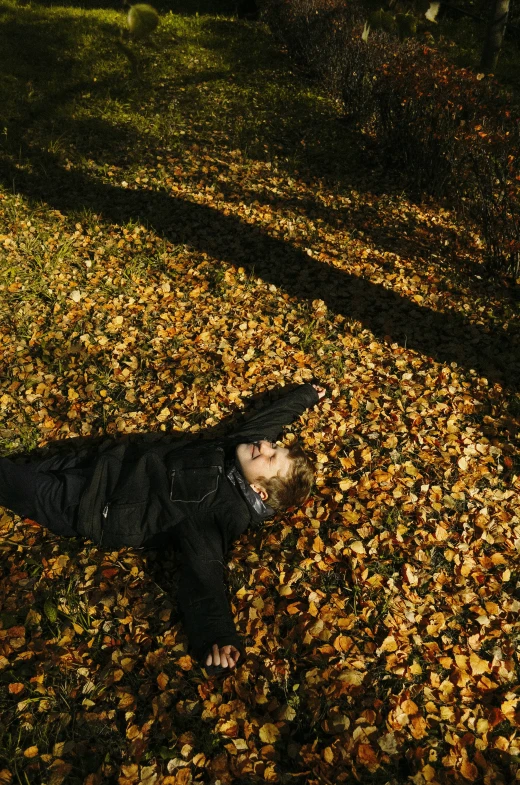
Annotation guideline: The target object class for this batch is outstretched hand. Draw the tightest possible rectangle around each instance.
[206,644,241,669]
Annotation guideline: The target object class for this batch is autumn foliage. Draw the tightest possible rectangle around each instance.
[0,2,520,785]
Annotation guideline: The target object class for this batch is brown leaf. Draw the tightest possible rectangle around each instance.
[460,759,478,782]
[357,743,379,770]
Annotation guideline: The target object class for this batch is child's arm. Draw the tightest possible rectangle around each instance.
[228,382,322,445]
[176,528,245,668]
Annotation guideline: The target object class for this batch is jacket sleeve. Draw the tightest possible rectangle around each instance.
[176,527,244,665]
[228,383,320,445]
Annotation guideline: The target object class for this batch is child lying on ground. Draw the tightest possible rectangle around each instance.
[0,381,325,672]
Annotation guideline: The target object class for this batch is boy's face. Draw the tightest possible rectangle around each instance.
[236,440,291,500]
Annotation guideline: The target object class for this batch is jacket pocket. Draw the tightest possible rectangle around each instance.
[102,501,148,546]
[170,466,221,503]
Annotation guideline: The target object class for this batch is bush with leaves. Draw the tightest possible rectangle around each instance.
[261,0,520,278]
[359,43,520,276]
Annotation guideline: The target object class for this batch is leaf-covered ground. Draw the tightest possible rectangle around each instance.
[0,3,519,784]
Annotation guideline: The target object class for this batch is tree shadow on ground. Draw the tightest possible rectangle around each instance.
[1,150,519,391]
[218,184,502,293]
[1,5,519,391]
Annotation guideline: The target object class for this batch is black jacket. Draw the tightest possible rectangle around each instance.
[75,383,319,662]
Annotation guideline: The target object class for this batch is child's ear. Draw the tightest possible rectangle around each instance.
[250,483,268,501]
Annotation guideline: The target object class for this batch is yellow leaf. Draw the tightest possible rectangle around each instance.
[458,456,468,471]
[455,654,468,669]
[401,699,418,715]
[259,723,280,744]
[312,535,324,553]
[435,524,449,541]
[380,635,397,653]
[121,657,135,673]
[494,736,509,751]
[126,725,141,741]
[339,670,364,685]
[278,705,296,721]
[422,764,436,782]
[469,652,489,675]
[350,540,365,555]
[23,747,38,759]
[476,718,489,735]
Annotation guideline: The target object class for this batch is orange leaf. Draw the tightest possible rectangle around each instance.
[8,683,24,695]
[333,635,353,653]
[157,672,169,690]
[410,715,427,739]
[177,655,193,671]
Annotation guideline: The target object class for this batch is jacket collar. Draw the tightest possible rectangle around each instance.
[226,461,275,520]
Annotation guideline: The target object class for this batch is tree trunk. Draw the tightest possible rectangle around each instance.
[480,0,510,72]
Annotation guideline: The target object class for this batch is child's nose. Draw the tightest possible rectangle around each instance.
[260,440,275,454]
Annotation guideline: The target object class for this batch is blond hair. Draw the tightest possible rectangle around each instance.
[260,442,315,512]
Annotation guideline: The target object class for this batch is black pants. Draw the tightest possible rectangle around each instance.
[0,454,92,537]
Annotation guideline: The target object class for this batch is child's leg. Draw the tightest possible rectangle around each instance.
[0,457,40,521]
[0,456,79,537]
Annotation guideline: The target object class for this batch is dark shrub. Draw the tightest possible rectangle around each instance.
[261,0,520,278]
